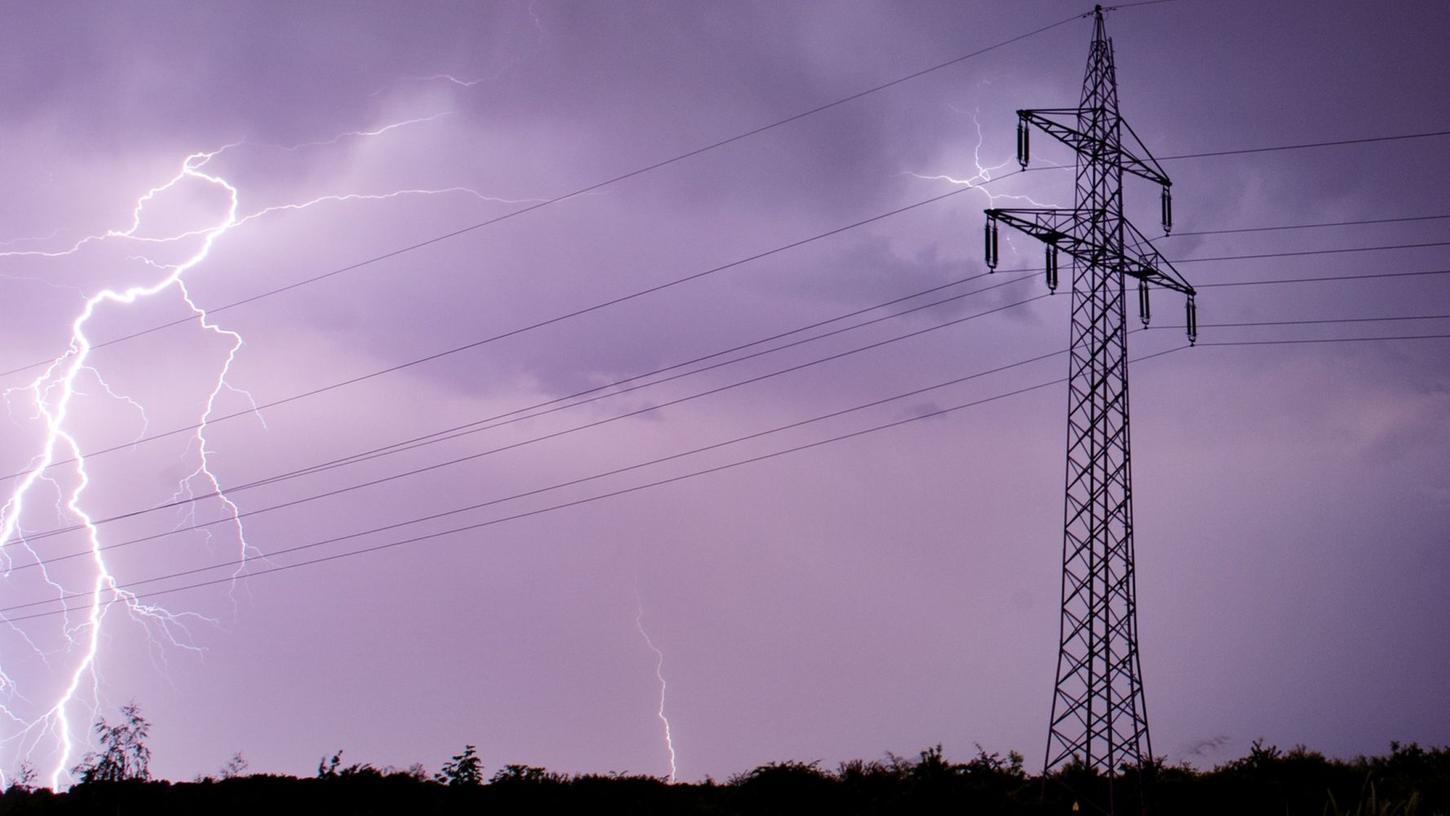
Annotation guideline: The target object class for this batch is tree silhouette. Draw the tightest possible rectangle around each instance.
[72,702,152,783]
[219,752,248,780]
[8,762,36,792]
[435,745,482,786]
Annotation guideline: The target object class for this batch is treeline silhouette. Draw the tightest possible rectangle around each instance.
[1,706,1445,815]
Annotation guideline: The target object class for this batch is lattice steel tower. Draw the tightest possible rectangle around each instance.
[983,6,1196,774]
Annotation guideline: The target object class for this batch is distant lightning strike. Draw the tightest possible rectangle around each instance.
[634,589,677,783]
[0,114,536,788]
[904,110,1061,211]
[273,112,455,150]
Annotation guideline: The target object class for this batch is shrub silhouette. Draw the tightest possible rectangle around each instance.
[219,752,248,780]
[489,763,562,785]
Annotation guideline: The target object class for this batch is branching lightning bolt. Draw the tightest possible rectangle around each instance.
[0,112,541,788]
[0,147,244,788]
[904,109,1062,209]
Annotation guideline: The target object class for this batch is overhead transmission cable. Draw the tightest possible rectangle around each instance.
[1150,313,1450,330]
[24,326,1450,623]
[12,295,1450,582]
[15,278,1450,561]
[1199,333,1450,347]
[3,343,1183,619]
[1171,240,1450,264]
[20,235,1450,552]
[3,172,1444,542]
[1163,212,1450,238]
[1195,267,1450,289]
[8,319,1450,618]
[1157,129,1450,160]
[0,180,1007,481]
[1019,129,1450,174]
[8,199,1446,485]
[6,285,1053,556]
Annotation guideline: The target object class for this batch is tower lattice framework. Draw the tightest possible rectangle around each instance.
[983,6,1197,774]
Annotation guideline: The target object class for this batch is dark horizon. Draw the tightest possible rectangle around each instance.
[9,726,1449,816]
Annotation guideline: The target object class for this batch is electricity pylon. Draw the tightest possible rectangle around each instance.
[983,5,1196,776]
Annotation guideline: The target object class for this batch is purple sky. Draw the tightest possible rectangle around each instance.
[0,0,1445,788]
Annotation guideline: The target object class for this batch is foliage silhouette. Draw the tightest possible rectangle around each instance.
[219,752,248,780]
[489,763,564,785]
[435,745,482,787]
[8,762,36,793]
[70,702,151,784]
[0,732,1442,815]
[315,750,342,778]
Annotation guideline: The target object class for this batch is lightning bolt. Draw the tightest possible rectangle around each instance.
[0,111,542,788]
[0,146,244,788]
[633,585,677,783]
[265,112,456,150]
[406,74,492,90]
[903,108,1062,209]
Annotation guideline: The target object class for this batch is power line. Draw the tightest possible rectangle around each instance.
[5,345,1184,620]
[1163,213,1450,238]
[1020,128,1450,174]
[9,251,1444,564]
[10,328,1449,620]
[10,224,1441,486]
[6,270,1043,549]
[1,179,1004,483]
[28,212,1399,545]
[1158,129,1450,161]
[5,220,1441,581]
[0,10,1087,382]
[19,290,1450,561]
[1200,333,1450,347]
[1196,267,1450,288]
[6,289,1053,563]
[43,255,1447,513]
[1104,0,1186,10]
[1172,239,1450,264]
[1150,313,1450,330]
[39,181,1435,541]
[243,273,1029,482]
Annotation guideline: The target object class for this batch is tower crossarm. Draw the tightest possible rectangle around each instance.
[986,207,1195,296]
[1122,218,1194,295]
[1017,108,1171,188]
